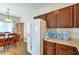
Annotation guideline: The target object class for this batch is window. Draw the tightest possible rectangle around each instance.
[0,22,13,32]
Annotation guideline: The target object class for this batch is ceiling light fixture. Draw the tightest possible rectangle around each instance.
[5,8,12,22]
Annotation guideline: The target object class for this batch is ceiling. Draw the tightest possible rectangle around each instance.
[0,3,51,17]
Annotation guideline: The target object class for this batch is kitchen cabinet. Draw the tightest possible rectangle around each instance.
[47,11,57,28]
[43,40,47,55]
[56,43,78,55]
[34,14,48,28]
[74,4,79,27]
[56,48,76,55]
[46,6,73,28]
[46,41,56,55]
[39,14,47,21]
[43,40,56,55]
[43,40,78,55]
[57,6,73,28]
[34,14,47,21]
[34,3,79,28]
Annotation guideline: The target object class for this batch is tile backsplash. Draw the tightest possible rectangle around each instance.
[47,28,79,39]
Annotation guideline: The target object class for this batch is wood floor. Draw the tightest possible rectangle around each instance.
[0,42,30,55]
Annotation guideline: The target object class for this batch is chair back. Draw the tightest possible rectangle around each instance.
[0,34,5,42]
[8,33,18,42]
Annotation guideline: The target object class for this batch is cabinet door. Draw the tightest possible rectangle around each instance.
[46,45,55,55]
[34,14,47,21]
[34,14,47,28]
[56,48,75,55]
[47,11,57,28]
[56,43,78,55]
[74,4,79,27]
[39,14,47,21]
[57,6,73,28]
[43,40,47,55]
[43,40,55,55]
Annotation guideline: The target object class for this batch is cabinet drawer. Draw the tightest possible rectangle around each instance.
[56,43,75,51]
[46,41,55,47]
[56,48,76,55]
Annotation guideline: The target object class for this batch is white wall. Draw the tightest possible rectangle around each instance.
[0,3,36,42]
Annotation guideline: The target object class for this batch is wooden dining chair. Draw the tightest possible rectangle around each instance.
[7,33,18,49]
[0,34,7,52]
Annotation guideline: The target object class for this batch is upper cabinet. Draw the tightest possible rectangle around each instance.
[47,11,57,28]
[74,4,79,27]
[34,14,48,27]
[57,6,73,28]
[34,3,79,28]
[34,14,47,21]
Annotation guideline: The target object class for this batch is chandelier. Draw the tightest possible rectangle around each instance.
[5,8,12,22]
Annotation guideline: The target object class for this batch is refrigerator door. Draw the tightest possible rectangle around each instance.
[40,19,47,55]
[32,19,47,55]
[32,20,40,55]
[26,22,32,54]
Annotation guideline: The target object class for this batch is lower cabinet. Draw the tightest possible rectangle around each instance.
[56,48,76,55]
[43,40,47,55]
[56,43,78,55]
[43,40,56,55]
[46,43,56,55]
[43,40,79,55]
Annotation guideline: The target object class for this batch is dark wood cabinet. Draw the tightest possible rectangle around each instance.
[46,6,73,28]
[56,43,78,55]
[39,14,47,21]
[56,48,76,55]
[43,40,47,55]
[46,44,54,55]
[46,41,55,55]
[34,3,79,28]
[43,40,56,55]
[34,14,47,21]
[57,6,73,28]
[34,14,47,27]
[43,40,78,55]
[74,4,79,27]
[47,11,57,28]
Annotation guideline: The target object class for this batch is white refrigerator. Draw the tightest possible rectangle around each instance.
[31,19,47,55]
[26,21,32,54]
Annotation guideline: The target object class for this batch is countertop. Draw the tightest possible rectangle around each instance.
[44,38,79,52]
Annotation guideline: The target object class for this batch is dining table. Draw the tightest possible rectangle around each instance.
[0,33,19,42]
[0,33,19,52]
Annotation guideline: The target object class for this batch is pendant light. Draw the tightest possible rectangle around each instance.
[5,8,11,22]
